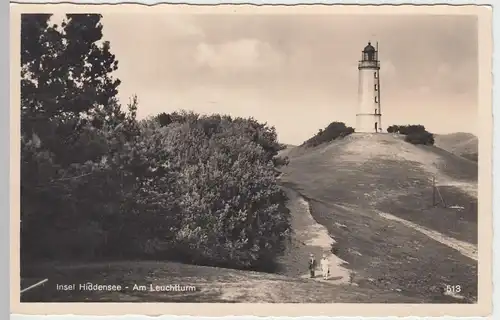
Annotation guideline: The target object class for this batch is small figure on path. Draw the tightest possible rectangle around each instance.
[321,253,330,280]
[308,253,317,278]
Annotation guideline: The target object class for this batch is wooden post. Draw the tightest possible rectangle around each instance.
[437,186,446,208]
[432,175,447,208]
[432,176,436,207]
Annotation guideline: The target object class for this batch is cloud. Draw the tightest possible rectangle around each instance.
[95,13,478,144]
[194,38,284,71]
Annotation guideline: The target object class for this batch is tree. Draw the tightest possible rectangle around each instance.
[398,125,426,135]
[21,14,122,155]
[303,121,354,148]
[20,14,128,261]
[156,112,173,127]
[387,125,399,133]
[404,131,435,145]
[388,124,435,145]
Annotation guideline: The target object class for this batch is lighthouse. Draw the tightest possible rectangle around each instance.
[356,41,382,133]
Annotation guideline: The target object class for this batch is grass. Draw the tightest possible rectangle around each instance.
[21,260,432,303]
[381,185,477,244]
[434,133,478,162]
[279,133,478,303]
[421,144,478,181]
[304,198,477,303]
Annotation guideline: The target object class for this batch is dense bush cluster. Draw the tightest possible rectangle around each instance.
[387,125,435,146]
[20,14,291,272]
[303,122,355,148]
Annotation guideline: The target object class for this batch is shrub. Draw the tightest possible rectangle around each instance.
[22,110,292,271]
[163,122,290,269]
[387,125,399,133]
[156,112,172,127]
[146,116,291,270]
[303,121,354,148]
[404,131,435,145]
[399,125,426,135]
[387,124,435,146]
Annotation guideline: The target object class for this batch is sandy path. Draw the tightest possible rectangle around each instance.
[378,211,478,261]
[277,188,350,284]
[436,180,478,198]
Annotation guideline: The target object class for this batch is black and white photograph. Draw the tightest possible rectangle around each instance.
[12,2,492,316]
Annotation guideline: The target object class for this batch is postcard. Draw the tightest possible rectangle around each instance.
[10,2,493,317]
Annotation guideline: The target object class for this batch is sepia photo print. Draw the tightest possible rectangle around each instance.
[10,2,493,317]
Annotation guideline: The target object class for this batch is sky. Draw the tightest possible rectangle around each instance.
[93,12,478,145]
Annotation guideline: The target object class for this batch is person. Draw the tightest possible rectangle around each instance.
[320,253,330,280]
[308,253,317,278]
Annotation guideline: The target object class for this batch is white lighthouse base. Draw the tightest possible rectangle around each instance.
[356,113,382,133]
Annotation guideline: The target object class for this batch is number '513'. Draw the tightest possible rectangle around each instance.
[445,285,461,293]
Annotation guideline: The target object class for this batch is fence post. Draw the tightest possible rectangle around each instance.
[432,176,436,207]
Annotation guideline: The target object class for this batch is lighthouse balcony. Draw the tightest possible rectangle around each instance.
[358,60,380,69]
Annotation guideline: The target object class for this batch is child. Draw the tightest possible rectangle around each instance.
[308,253,317,278]
[320,253,330,280]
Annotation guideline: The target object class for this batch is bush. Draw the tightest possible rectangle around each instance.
[387,124,426,135]
[387,125,399,133]
[141,116,292,270]
[22,112,292,271]
[20,14,291,272]
[303,121,354,148]
[387,124,435,146]
[404,131,435,145]
[399,125,426,135]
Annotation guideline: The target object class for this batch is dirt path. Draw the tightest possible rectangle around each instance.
[436,180,478,198]
[277,188,350,284]
[378,211,478,261]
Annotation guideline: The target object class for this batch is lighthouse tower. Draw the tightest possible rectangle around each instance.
[356,42,382,133]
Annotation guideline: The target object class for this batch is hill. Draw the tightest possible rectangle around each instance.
[278,144,297,158]
[279,133,478,302]
[434,132,478,162]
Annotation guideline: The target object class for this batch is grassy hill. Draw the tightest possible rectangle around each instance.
[279,133,478,302]
[434,132,478,162]
[278,144,297,158]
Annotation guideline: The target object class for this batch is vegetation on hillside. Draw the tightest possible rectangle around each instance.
[434,133,478,162]
[387,124,435,145]
[20,13,291,272]
[279,133,478,303]
[303,122,355,148]
[461,153,478,162]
